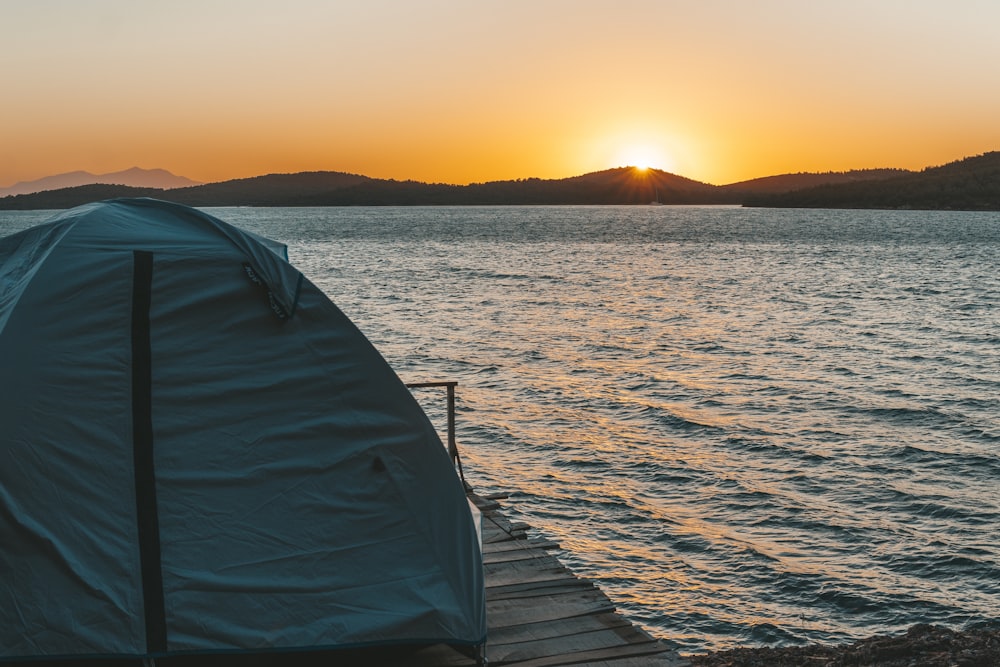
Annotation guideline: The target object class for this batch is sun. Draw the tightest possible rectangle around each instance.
[616,145,668,172]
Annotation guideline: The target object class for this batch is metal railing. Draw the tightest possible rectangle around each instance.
[405,380,468,488]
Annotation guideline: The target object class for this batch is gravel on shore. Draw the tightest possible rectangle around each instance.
[685,623,1000,667]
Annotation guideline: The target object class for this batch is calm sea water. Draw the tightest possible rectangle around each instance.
[2,205,998,654]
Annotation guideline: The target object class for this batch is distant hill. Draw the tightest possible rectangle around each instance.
[0,168,731,209]
[743,152,1000,210]
[2,154,998,210]
[0,167,201,197]
[462,168,729,205]
[285,168,732,206]
[722,169,909,195]
[165,171,373,206]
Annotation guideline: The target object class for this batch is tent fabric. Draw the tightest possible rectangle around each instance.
[0,199,486,661]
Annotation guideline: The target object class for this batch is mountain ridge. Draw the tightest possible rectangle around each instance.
[1,152,996,210]
[0,167,201,197]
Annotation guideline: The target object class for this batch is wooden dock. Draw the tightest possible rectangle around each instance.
[391,491,689,667]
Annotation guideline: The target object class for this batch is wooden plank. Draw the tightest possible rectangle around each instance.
[481,518,509,532]
[488,624,659,664]
[485,529,524,544]
[484,547,558,565]
[488,577,592,598]
[488,612,632,646]
[485,560,583,592]
[483,552,576,577]
[487,573,579,594]
[487,590,617,627]
[482,538,560,554]
[484,513,521,534]
[483,546,558,562]
[298,643,476,667]
[483,530,528,544]
[488,578,601,602]
[484,567,570,589]
[485,557,566,577]
[494,640,672,667]
[473,498,502,511]
[572,655,691,667]
[483,522,528,543]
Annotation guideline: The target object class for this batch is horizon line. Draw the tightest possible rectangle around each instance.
[3,149,997,193]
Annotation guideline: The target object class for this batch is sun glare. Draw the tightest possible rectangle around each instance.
[617,145,668,172]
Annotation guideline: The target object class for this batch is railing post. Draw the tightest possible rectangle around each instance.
[446,382,457,464]
[404,381,462,476]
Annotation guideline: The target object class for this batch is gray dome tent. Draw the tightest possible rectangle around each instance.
[0,199,485,662]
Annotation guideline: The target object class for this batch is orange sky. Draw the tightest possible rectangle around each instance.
[3,1,999,187]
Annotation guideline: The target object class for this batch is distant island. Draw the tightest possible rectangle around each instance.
[1,152,998,211]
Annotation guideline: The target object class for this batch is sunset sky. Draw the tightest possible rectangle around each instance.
[3,1,999,187]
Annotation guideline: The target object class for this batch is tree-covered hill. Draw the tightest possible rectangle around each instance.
[743,152,1000,210]
[721,169,908,195]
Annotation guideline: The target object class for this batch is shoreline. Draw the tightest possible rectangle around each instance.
[685,623,1000,666]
